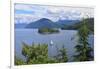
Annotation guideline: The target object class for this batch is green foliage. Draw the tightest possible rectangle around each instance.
[22,42,50,64]
[15,42,68,65]
[74,18,94,61]
[55,45,68,62]
[15,56,25,65]
[38,28,59,34]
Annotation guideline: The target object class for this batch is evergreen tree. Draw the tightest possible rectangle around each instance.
[74,18,94,61]
[22,42,49,64]
[55,45,68,62]
[15,42,69,65]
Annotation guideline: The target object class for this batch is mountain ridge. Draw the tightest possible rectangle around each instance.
[25,18,79,29]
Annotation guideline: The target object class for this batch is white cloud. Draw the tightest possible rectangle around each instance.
[14,4,94,24]
[15,14,41,24]
[15,4,34,12]
[46,6,94,20]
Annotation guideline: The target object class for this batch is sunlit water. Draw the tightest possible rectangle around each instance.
[15,29,94,61]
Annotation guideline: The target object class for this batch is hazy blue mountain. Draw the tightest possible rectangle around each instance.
[15,23,27,28]
[26,18,79,29]
[26,18,60,29]
[56,20,79,25]
[15,18,80,29]
[55,19,80,28]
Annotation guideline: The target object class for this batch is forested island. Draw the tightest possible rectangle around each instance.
[38,28,59,34]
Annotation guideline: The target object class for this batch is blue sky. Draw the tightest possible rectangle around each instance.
[14,3,94,24]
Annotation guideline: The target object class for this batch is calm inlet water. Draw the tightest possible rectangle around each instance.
[15,29,94,61]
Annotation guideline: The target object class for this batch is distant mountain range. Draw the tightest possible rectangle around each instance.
[55,19,79,26]
[15,18,94,33]
[15,18,79,29]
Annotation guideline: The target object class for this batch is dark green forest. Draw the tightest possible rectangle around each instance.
[61,18,94,34]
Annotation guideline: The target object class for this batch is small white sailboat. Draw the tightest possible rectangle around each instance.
[50,40,54,46]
